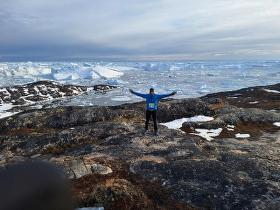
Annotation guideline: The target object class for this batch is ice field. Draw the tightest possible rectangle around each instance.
[0,60,280,107]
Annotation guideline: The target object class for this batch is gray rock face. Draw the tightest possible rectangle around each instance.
[91,164,112,175]
[0,98,212,132]
[70,159,92,179]
[0,83,279,210]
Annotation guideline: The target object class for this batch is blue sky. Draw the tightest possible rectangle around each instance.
[1,0,280,61]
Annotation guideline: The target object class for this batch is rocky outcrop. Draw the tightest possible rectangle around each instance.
[202,83,280,110]
[0,98,212,132]
[0,83,279,209]
[0,80,116,105]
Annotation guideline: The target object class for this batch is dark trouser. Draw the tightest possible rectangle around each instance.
[145,110,158,132]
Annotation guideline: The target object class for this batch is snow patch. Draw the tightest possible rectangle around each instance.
[77,208,104,210]
[0,111,19,119]
[0,103,19,119]
[263,89,280,94]
[227,124,235,131]
[191,128,223,141]
[161,115,214,130]
[0,103,14,112]
[249,101,259,104]
[273,122,280,127]
[235,133,251,138]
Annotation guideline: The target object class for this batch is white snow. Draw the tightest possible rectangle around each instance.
[30,104,43,109]
[263,89,280,94]
[227,125,235,129]
[273,122,280,127]
[161,115,214,130]
[227,96,238,99]
[0,103,19,119]
[235,133,251,138]
[191,128,223,141]
[9,88,18,91]
[0,111,19,119]
[23,88,29,95]
[249,101,259,104]
[111,96,132,102]
[0,103,14,112]
[227,124,235,131]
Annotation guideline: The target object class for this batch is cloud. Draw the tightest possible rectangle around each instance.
[0,0,280,60]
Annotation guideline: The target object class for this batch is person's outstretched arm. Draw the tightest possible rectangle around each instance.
[157,91,177,99]
[129,89,148,98]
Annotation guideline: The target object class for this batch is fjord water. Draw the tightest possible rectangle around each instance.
[0,60,279,106]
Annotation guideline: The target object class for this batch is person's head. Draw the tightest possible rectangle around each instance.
[149,88,155,94]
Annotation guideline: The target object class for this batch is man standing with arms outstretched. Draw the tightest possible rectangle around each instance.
[129,88,177,136]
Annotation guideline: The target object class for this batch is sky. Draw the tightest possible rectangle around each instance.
[0,0,280,61]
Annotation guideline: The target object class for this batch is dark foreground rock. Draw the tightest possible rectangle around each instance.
[0,83,279,210]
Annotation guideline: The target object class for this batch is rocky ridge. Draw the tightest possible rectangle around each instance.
[0,80,116,106]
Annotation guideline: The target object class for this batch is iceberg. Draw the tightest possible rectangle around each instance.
[51,65,123,81]
[92,65,123,78]
[52,72,81,80]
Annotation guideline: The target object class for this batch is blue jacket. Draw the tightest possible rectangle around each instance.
[131,91,174,110]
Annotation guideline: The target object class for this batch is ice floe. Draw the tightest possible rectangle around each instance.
[191,128,223,141]
[235,133,251,138]
[111,96,132,102]
[161,115,214,130]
